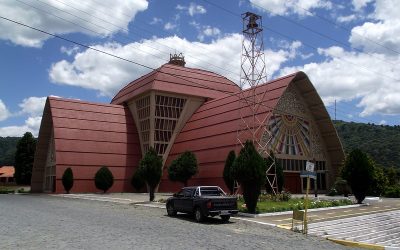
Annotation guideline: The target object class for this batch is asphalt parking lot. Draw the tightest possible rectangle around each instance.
[0,194,352,250]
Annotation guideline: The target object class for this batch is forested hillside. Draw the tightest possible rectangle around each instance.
[1,121,400,169]
[334,121,400,169]
[0,137,19,166]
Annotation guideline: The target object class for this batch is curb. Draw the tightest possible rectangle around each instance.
[238,204,366,218]
[327,238,387,250]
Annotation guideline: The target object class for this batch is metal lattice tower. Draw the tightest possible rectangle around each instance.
[236,12,278,195]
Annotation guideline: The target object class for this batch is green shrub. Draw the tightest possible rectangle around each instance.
[223,150,236,194]
[384,185,400,198]
[341,149,374,204]
[326,187,338,196]
[62,167,74,194]
[95,166,114,193]
[138,148,162,201]
[334,178,351,197]
[231,140,265,214]
[131,167,145,192]
[14,132,36,185]
[168,151,198,187]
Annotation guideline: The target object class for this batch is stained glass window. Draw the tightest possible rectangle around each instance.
[268,114,311,156]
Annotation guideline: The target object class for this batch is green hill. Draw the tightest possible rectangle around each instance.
[334,120,400,169]
[1,121,400,169]
[0,137,20,166]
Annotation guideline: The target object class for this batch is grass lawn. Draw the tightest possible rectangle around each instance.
[0,186,30,194]
[238,198,353,214]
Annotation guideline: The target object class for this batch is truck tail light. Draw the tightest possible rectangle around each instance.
[207,200,213,209]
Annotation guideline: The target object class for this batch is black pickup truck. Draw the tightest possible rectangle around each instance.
[166,186,238,222]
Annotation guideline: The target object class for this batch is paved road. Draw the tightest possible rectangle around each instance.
[0,194,352,250]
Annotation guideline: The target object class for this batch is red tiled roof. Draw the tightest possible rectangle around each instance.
[0,166,14,178]
[33,97,142,193]
[111,63,241,104]
[162,73,297,181]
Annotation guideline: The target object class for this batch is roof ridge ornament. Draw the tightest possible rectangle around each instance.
[168,53,186,67]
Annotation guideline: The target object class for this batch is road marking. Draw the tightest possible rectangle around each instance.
[326,212,335,215]
[273,218,292,222]
[277,224,292,230]
[342,210,353,213]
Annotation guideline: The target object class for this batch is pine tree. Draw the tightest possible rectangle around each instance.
[231,140,265,213]
[14,132,36,185]
[341,149,374,204]
[223,150,236,194]
[62,167,74,194]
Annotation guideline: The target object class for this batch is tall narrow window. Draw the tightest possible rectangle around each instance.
[136,95,151,154]
[154,95,186,155]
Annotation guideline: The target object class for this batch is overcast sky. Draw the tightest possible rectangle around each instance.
[0,0,399,137]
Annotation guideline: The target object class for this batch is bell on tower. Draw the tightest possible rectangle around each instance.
[247,14,259,29]
[243,12,262,34]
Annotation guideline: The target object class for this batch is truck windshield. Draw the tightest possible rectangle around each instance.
[200,187,225,196]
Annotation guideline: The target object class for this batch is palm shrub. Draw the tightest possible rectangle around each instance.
[131,167,145,192]
[231,140,266,213]
[223,150,236,194]
[168,151,198,187]
[341,149,374,204]
[138,147,163,201]
[62,167,74,194]
[95,166,114,193]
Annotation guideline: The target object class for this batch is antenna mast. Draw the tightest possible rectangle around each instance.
[237,12,278,194]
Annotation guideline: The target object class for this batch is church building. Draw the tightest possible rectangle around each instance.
[31,56,344,194]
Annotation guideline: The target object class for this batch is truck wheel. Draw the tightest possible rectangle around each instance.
[220,215,230,222]
[166,202,177,216]
[194,207,205,222]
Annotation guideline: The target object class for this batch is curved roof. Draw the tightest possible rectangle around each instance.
[32,97,141,193]
[0,166,14,178]
[111,63,241,105]
[162,71,344,182]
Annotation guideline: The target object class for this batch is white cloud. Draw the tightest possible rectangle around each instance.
[150,17,162,25]
[337,14,357,23]
[190,22,221,41]
[349,0,400,55]
[18,97,47,116]
[0,99,10,121]
[61,45,80,56]
[164,22,177,31]
[176,3,206,16]
[0,0,148,47]
[250,0,332,16]
[279,45,400,116]
[379,120,386,125]
[0,116,42,137]
[188,3,207,16]
[352,0,373,11]
[0,96,58,137]
[49,35,302,96]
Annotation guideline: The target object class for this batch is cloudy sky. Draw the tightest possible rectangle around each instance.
[0,0,399,137]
